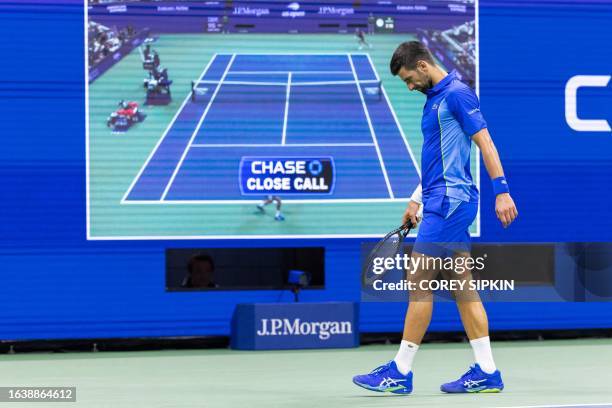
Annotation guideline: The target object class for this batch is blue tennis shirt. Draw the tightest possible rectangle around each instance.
[420,70,486,205]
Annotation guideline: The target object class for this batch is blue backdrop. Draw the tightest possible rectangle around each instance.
[1,0,611,340]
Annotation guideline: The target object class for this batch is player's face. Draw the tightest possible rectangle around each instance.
[398,66,432,94]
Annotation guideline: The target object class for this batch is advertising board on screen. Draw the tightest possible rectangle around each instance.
[86,1,479,239]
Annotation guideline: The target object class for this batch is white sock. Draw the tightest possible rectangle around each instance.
[470,336,497,374]
[393,340,419,375]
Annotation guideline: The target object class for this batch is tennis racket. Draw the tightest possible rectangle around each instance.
[361,221,413,287]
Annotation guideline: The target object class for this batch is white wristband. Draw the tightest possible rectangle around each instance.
[410,184,422,205]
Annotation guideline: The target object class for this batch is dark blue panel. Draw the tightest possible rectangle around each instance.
[477,0,612,241]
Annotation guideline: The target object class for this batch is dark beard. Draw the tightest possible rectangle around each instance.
[416,77,434,94]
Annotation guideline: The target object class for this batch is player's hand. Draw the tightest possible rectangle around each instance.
[495,193,518,228]
[402,200,422,228]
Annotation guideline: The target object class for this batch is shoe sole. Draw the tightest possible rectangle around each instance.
[352,379,412,395]
[441,387,504,394]
[469,387,503,393]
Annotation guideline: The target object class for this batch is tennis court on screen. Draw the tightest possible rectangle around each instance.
[87,34,477,238]
[121,53,420,203]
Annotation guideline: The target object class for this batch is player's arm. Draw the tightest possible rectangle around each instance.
[472,129,518,228]
[402,184,422,227]
[447,86,517,228]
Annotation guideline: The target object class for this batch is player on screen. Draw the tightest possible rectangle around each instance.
[355,28,371,50]
[353,41,517,394]
[256,196,284,221]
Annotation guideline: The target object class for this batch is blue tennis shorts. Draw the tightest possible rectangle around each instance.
[414,196,478,257]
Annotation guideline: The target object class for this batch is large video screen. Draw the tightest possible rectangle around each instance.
[86,0,478,239]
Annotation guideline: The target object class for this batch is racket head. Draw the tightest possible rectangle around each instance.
[361,222,413,287]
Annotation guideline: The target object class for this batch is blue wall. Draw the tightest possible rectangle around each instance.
[1,0,611,340]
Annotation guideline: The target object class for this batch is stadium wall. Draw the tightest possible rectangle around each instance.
[1,0,611,341]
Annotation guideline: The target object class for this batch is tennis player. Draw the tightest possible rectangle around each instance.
[256,195,284,221]
[355,28,371,50]
[353,41,517,394]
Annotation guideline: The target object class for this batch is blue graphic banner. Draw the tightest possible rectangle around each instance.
[239,157,335,195]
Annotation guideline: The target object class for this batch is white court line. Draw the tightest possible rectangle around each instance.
[347,54,394,199]
[364,53,421,178]
[196,79,378,87]
[127,198,408,205]
[191,143,374,148]
[160,54,236,201]
[229,52,370,56]
[89,231,417,241]
[84,3,90,238]
[120,54,219,204]
[197,80,285,86]
[380,84,420,170]
[292,80,378,86]
[137,44,145,62]
[281,72,292,145]
[229,70,352,74]
[475,0,482,237]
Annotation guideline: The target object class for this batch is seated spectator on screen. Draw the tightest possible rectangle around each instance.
[88,20,137,66]
[182,254,219,289]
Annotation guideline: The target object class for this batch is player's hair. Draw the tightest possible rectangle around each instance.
[188,253,215,274]
[389,41,435,75]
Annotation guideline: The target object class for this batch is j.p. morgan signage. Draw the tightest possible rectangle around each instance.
[231,302,359,350]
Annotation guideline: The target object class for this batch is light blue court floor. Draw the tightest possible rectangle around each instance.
[0,339,611,407]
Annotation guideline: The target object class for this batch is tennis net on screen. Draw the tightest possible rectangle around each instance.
[190,79,382,103]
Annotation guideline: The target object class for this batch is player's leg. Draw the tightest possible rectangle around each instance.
[356,37,365,50]
[352,231,440,394]
[455,279,490,341]
[401,298,432,345]
[439,228,504,393]
[256,196,273,212]
[272,196,284,221]
[456,296,501,384]
[447,250,495,363]
[395,254,440,374]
